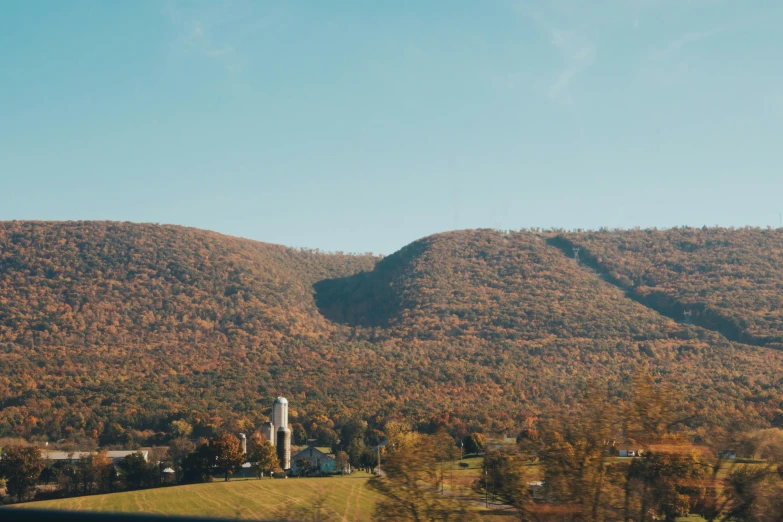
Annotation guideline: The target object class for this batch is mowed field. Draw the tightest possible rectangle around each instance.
[8,457,705,521]
[13,462,515,522]
[15,477,379,521]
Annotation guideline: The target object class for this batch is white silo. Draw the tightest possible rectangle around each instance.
[238,433,247,455]
[262,421,275,446]
[273,397,291,470]
[272,397,288,430]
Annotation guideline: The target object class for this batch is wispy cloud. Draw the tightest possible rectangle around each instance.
[510,1,598,105]
[166,5,244,74]
[547,28,596,104]
[205,45,234,57]
[656,27,725,58]
[511,0,738,102]
[639,25,728,87]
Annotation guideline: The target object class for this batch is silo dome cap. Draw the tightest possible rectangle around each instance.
[274,397,288,404]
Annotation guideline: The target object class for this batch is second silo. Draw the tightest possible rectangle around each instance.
[272,397,290,469]
[262,421,275,446]
[276,426,291,470]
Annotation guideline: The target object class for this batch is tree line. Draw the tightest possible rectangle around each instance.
[7,374,783,519]
[368,374,783,521]
[1,419,491,505]
[0,433,277,504]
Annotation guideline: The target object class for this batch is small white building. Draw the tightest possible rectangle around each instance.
[528,481,547,500]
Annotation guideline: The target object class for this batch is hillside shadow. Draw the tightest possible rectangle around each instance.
[545,235,775,348]
[313,239,430,328]
[313,270,387,327]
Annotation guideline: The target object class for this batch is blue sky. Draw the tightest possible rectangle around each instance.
[2,1,782,254]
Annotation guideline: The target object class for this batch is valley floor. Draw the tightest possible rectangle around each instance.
[11,467,514,521]
[6,457,710,521]
[15,477,379,521]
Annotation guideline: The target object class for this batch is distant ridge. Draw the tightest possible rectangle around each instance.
[1,221,782,445]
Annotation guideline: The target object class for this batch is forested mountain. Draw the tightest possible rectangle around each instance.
[1,222,783,447]
[316,230,680,340]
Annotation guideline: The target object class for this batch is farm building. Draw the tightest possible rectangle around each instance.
[41,450,149,464]
[528,481,547,500]
[291,446,336,476]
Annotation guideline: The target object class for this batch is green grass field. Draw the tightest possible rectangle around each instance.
[8,458,712,521]
[13,469,512,521]
[15,477,379,521]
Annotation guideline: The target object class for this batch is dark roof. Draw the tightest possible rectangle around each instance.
[292,446,333,460]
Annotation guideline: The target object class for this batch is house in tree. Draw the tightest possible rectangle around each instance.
[528,481,547,500]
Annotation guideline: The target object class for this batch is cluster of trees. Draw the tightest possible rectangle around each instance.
[0,432,284,504]
[2,223,783,450]
[0,414,494,506]
[0,445,45,503]
[368,423,474,521]
[367,376,783,521]
[0,415,498,507]
[474,375,783,521]
[0,445,160,504]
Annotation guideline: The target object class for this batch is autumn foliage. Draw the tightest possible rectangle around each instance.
[1,222,783,448]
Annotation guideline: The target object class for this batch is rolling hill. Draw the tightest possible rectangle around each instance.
[12,459,506,521]
[14,477,381,521]
[1,221,783,447]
